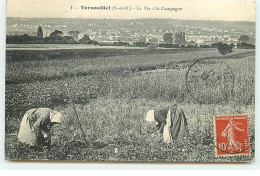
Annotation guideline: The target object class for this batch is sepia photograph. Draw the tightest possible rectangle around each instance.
[4,0,256,162]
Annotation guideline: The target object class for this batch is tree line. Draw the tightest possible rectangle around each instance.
[6,26,255,50]
[6,26,98,44]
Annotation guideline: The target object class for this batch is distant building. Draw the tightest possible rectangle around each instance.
[174,32,185,45]
[37,26,43,38]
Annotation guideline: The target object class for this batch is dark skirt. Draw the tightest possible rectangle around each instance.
[163,106,188,143]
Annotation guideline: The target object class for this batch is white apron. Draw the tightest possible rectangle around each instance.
[17,111,38,146]
[163,108,173,143]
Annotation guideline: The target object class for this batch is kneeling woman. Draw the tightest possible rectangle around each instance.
[18,108,63,148]
[146,104,188,143]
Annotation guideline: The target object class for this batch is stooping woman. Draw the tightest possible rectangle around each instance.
[145,103,188,143]
[17,108,63,148]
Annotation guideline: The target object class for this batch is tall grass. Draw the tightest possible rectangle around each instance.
[5,49,255,161]
[6,98,255,161]
[5,49,254,84]
[5,53,255,132]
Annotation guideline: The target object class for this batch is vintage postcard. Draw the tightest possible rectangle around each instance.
[5,0,255,162]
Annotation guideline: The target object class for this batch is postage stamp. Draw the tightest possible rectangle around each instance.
[214,115,250,156]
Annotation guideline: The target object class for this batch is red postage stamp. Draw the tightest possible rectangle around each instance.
[214,114,250,156]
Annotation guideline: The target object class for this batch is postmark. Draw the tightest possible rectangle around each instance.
[186,58,234,104]
[214,114,250,156]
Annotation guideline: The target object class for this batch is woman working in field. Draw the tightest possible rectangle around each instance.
[146,102,188,143]
[18,108,63,148]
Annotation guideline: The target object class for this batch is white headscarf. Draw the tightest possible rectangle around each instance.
[145,110,155,122]
[50,110,62,124]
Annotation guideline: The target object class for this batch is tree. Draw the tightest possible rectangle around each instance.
[79,35,91,44]
[78,35,98,45]
[217,43,234,56]
[37,26,43,38]
[68,31,80,41]
[239,35,250,43]
[6,34,39,44]
[49,30,63,39]
[163,33,173,44]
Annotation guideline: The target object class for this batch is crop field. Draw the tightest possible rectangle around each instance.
[5,48,255,162]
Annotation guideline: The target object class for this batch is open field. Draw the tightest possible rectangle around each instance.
[5,48,255,161]
[6,48,254,84]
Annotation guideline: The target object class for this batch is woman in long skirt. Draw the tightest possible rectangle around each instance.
[18,108,63,148]
[146,104,188,143]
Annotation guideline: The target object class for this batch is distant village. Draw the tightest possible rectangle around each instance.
[6,20,255,49]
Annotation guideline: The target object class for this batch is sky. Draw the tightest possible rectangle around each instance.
[6,0,256,22]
